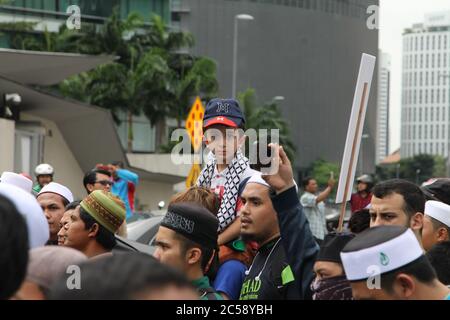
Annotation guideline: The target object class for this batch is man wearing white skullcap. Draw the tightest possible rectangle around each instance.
[239,144,318,300]
[0,183,49,248]
[341,225,450,300]
[422,200,450,252]
[0,171,33,193]
[37,182,74,245]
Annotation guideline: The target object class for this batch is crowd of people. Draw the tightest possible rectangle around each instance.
[1,98,450,300]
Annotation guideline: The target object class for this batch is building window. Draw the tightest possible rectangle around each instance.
[425,124,428,139]
[438,53,441,68]
[14,127,44,174]
[116,111,156,152]
[426,54,429,68]
[431,89,434,104]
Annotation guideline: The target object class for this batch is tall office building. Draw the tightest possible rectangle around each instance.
[376,50,391,163]
[172,0,379,174]
[401,12,450,158]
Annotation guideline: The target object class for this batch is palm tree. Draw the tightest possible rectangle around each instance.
[135,15,218,150]
[3,8,219,152]
[238,88,296,162]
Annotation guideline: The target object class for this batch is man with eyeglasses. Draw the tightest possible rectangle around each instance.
[84,168,128,237]
[83,169,114,195]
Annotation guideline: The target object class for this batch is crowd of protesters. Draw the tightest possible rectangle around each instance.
[0,98,449,300]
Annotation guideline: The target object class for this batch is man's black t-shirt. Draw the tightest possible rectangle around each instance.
[239,236,297,300]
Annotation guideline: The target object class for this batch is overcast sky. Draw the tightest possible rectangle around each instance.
[379,0,450,153]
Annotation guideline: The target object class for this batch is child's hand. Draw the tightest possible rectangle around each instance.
[262,144,295,194]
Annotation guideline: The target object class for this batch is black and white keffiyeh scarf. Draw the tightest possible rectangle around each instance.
[197,150,249,232]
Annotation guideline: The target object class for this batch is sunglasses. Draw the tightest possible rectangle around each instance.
[95,180,113,186]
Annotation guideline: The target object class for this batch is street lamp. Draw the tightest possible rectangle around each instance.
[232,14,254,98]
[416,168,421,185]
[272,96,285,103]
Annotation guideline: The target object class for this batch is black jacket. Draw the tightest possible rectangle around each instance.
[271,186,319,299]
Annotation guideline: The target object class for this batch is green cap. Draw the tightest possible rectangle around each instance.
[80,190,126,234]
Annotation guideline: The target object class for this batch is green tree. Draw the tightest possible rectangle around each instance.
[310,159,340,188]
[375,154,445,184]
[238,88,296,162]
[433,155,447,177]
[5,9,219,152]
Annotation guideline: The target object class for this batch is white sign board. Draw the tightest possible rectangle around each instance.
[336,53,376,204]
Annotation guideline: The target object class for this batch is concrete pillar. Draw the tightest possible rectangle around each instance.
[0,118,15,173]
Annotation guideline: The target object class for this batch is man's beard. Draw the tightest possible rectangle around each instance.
[241,231,256,243]
[241,230,270,245]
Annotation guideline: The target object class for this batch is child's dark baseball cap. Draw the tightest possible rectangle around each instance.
[203,98,245,129]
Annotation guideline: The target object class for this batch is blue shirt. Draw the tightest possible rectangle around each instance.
[111,169,139,219]
[213,259,247,300]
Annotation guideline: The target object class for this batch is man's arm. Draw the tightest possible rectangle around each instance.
[315,178,335,204]
[218,217,241,246]
[263,145,319,299]
[115,169,139,185]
